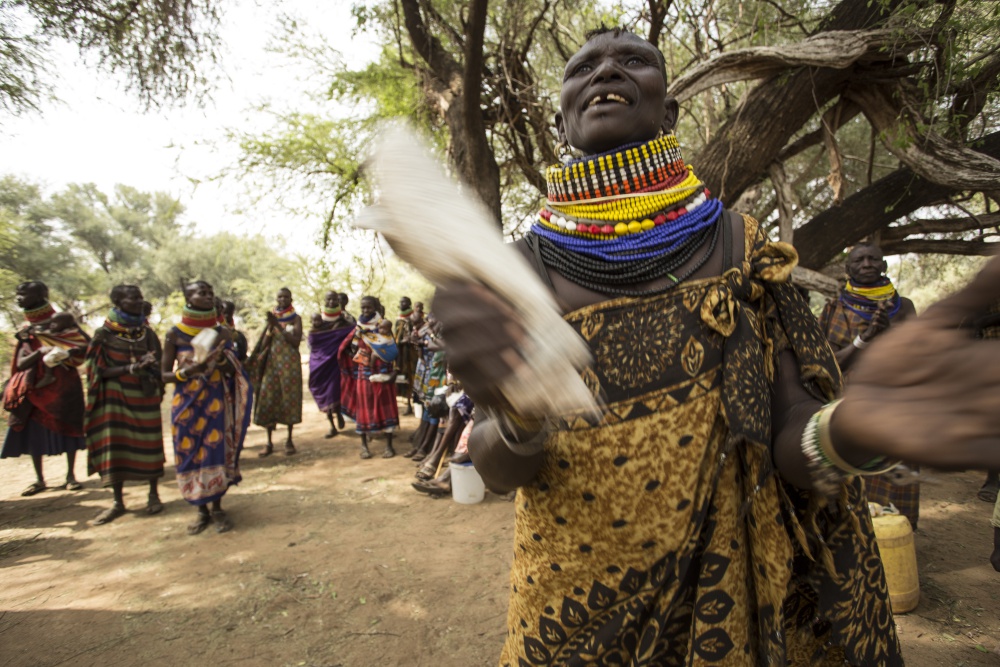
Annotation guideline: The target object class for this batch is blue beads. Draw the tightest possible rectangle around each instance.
[531,198,723,263]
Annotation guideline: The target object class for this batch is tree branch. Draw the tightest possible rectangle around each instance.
[668,29,922,103]
[882,212,1000,239]
[795,130,1000,268]
[879,239,999,256]
[848,83,1000,192]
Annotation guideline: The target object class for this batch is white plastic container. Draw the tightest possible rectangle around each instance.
[451,462,485,504]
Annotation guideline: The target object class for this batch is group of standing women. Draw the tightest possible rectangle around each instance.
[2,280,252,535]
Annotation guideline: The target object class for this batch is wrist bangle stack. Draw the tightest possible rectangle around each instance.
[852,334,869,350]
[801,399,899,496]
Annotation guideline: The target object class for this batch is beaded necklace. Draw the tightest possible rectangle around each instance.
[321,304,342,322]
[397,307,413,318]
[840,277,901,320]
[105,307,145,336]
[274,304,297,323]
[24,302,56,324]
[178,306,218,336]
[526,135,723,297]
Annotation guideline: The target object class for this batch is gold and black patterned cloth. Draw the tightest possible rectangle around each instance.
[500,216,901,666]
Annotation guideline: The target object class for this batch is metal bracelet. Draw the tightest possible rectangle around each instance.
[852,334,869,350]
[801,407,848,497]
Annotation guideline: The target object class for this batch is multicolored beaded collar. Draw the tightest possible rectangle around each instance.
[105,307,145,335]
[274,304,297,323]
[24,301,56,324]
[841,277,901,320]
[537,134,713,241]
[526,134,723,297]
[321,304,342,322]
[397,307,413,318]
[178,305,219,336]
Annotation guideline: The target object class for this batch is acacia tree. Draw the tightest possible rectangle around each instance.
[234,0,1000,276]
[1,0,223,114]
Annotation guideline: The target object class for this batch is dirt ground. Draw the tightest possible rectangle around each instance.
[1,384,999,667]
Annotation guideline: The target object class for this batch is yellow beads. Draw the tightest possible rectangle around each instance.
[641,219,655,230]
[627,221,642,233]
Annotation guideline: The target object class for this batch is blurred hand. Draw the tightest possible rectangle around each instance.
[835,254,1000,470]
[433,282,527,410]
[862,301,892,341]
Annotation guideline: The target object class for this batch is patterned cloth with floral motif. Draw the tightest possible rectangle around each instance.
[500,216,901,667]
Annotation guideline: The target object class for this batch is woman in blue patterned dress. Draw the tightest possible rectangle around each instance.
[161,280,252,535]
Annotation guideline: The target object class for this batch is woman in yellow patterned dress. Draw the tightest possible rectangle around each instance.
[434,26,1000,666]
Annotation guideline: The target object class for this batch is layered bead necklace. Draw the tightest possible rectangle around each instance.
[105,307,146,339]
[841,277,901,320]
[321,304,342,322]
[178,305,219,336]
[24,301,56,324]
[527,135,722,297]
[274,304,297,323]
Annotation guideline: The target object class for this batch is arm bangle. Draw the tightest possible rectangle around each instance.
[175,369,188,382]
[852,335,869,350]
[813,399,900,476]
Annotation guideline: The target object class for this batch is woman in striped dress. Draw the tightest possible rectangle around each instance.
[85,285,165,525]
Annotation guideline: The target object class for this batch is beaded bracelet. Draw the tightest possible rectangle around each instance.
[802,401,900,495]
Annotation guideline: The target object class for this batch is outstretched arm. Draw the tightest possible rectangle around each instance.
[830,257,1000,471]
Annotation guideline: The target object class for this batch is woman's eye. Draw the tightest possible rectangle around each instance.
[625,56,645,66]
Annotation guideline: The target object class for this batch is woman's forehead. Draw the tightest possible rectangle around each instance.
[566,33,657,69]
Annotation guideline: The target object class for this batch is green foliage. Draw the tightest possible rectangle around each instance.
[894,253,989,312]
[1,0,223,114]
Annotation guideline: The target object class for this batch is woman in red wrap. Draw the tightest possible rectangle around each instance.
[2,281,90,496]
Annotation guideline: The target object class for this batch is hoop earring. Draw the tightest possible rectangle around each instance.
[556,139,577,164]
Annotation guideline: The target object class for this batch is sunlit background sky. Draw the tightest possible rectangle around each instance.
[0,1,379,249]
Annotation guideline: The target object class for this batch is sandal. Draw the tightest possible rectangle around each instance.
[64,480,83,491]
[212,509,233,533]
[94,504,126,525]
[20,481,46,497]
[978,480,1000,503]
[360,447,373,460]
[187,512,211,535]
[146,495,164,515]
[258,444,274,458]
[382,447,396,459]
[284,442,296,456]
